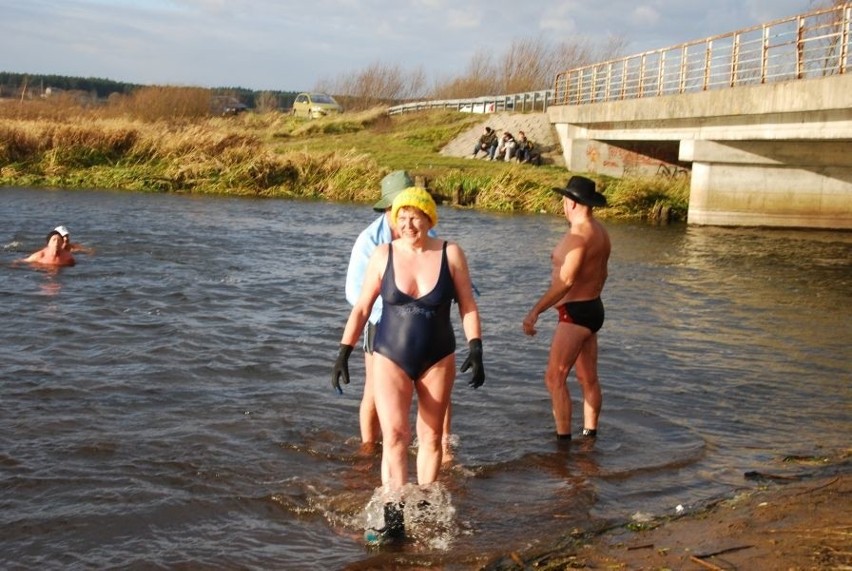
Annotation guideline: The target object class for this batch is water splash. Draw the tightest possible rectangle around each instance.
[363,483,459,550]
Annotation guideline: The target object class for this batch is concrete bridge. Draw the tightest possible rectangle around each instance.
[549,3,852,229]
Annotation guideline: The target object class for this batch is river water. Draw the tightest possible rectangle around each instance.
[1,186,849,569]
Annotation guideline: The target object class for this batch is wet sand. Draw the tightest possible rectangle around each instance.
[485,452,850,570]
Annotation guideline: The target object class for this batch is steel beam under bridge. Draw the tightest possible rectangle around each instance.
[548,74,852,229]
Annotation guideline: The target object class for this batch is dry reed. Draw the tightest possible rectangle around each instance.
[0,94,688,221]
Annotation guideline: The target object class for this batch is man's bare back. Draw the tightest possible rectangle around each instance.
[552,217,610,305]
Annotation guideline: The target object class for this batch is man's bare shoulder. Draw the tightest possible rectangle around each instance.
[23,250,47,262]
[565,222,597,248]
[574,218,610,244]
[553,229,584,252]
[23,255,75,267]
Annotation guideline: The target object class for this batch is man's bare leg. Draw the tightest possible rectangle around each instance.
[545,323,590,437]
[575,334,601,435]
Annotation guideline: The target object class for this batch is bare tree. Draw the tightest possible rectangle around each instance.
[432,49,499,98]
[808,0,849,76]
[319,33,628,104]
[255,91,279,113]
[316,61,429,110]
[809,0,848,9]
[499,38,552,93]
[431,36,624,98]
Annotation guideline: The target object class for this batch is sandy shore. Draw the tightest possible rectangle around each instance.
[484,452,850,570]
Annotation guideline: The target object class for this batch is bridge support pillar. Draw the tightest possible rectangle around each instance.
[682,140,852,229]
[549,74,852,229]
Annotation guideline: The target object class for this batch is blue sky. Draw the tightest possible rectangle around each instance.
[1,0,813,92]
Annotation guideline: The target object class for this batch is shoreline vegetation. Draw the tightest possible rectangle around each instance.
[0,92,689,222]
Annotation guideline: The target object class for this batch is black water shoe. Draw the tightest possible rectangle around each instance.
[364,502,405,546]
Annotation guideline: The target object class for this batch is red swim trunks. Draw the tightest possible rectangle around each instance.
[557,297,605,333]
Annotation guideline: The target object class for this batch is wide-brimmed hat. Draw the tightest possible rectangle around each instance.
[391,187,438,227]
[373,170,414,212]
[553,176,607,207]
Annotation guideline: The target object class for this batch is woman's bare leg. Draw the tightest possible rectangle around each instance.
[371,354,414,491]
[414,355,455,485]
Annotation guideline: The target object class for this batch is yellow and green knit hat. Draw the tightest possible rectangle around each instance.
[391,187,438,227]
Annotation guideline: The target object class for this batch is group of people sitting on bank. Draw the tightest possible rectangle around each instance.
[470,126,541,165]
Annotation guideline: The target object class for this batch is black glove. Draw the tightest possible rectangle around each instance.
[331,344,353,394]
[460,338,485,389]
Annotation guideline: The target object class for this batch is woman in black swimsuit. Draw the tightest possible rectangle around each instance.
[332,187,484,543]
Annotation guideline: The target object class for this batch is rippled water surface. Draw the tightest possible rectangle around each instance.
[1,187,850,569]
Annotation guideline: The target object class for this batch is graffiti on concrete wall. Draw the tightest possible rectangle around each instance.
[584,139,689,177]
[656,164,690,178]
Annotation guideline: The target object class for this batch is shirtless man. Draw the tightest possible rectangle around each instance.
[22,230,76,267]
[522,176,610,440]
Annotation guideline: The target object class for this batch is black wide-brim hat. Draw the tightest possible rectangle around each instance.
[553,176,607,207]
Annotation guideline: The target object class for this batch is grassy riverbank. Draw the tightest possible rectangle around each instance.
[0,105,689,220]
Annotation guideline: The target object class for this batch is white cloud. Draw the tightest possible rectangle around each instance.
[445,8,481,29]
[632,5,661,26]
[539,3,578,33]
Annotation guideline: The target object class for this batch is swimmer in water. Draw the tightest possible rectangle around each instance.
[21,230,76,267]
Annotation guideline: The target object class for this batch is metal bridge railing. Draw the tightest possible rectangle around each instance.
[387,90,554,116]
[554,3,850,106]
